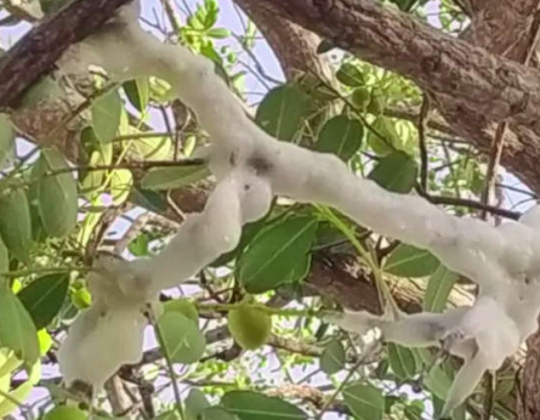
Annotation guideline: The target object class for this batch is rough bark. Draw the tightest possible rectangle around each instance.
[0,0,132,108]
[254,0,540,194]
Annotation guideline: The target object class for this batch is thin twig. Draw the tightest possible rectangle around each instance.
[146,305,186,420]
[418,93,431,192]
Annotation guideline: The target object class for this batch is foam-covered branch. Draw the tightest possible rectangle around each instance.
[56,2,540,414]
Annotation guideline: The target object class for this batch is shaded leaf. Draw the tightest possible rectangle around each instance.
[18,274,69,330]
[320,339,346,375]
[238,216,318,294]
[186,388,211,420]
[91,89,123,143]
[343,383,384,420]
[0,282,39,367]
[141,165,210,190]
[0,188,32,262]
[124,77,149,112]
[0,114,15,169]
[163,299,199,322]
[384,245,440,278]
[336,63,365,87]
[32,148,78,237]
[315,115,363,161]
[158,312,205,364]
[255,85,311,141]
[222,391,307,420]
[387,343,419,380]
[368,151,417,193]
[423,266,459,313]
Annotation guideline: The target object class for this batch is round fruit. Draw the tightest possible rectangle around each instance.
[228,305,272,350]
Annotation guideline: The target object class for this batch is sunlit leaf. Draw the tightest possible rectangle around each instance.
[43,406,87,420]
[91,89,123,143]
[141,165,210,190]
[110,169,133,205]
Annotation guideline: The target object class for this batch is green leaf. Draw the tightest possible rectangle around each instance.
[315,115,363,161]
[0,236,8,276]
[320,339,346,375]
[222,391,307,420]
[141,165,210,190]
[384,245,440,278]
[130,188,168,213]
[186,388,211,420]
[366,118,396,156]
[207,28,230,39]
[126,134,172,161]
[18,274,69,330]
[387,343,419,380]
[238,216,318,294]
[201,407,237,420]
[417,349,453,400]
[0,282,39,367]
[91,89,123,143]
[156,410,180,420]
[110,169,133,205]
[43,406,87,420]
[0,188,32,262]
[255,84,311,141]
[404,402,424,420]
[343,383,384,420]
[368,151,417,193]
[124,78,149,112]
[158,312,205,364]
[0,114,15,169]
[163,299,199,322]
[423,266,458,312]
[32,148,78,238]
[336,63,365,87]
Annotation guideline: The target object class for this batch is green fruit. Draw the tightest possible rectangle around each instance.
[163,299,199,322]
[43,406,87,420]
[72,288,92,309]
[228,305,272,350]
[351,87,371,110]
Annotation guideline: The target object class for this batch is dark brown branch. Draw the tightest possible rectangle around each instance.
[0,0,133,109]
